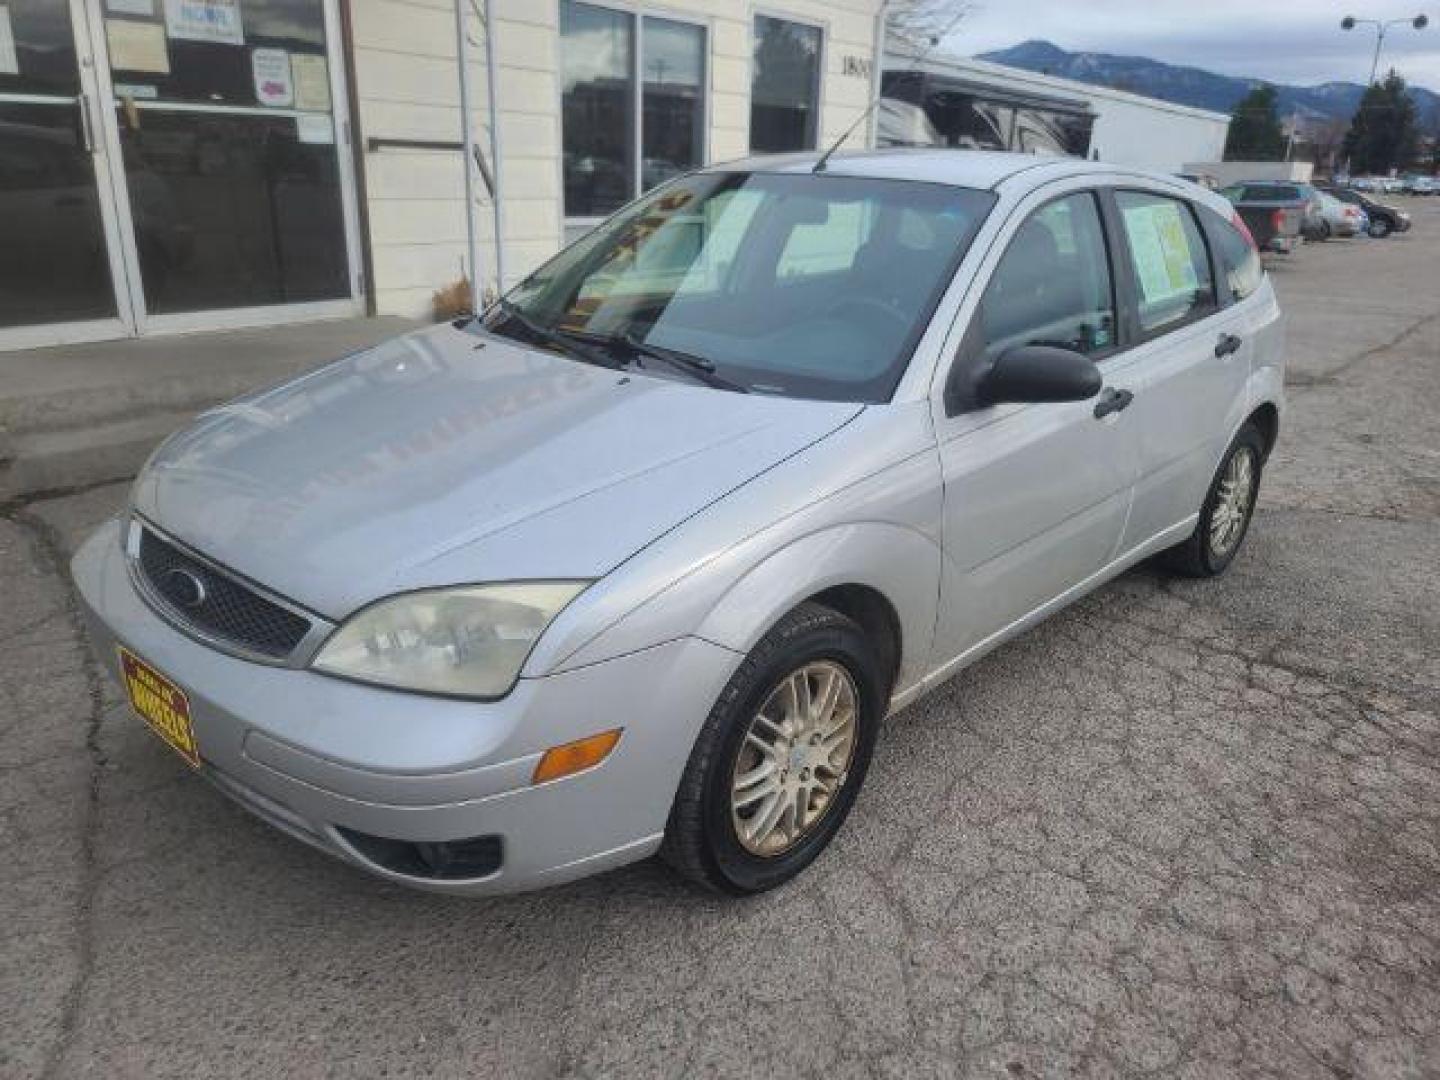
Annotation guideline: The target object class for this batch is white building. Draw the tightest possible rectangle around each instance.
[0,2,1232,352]
[880,44,1231,177]
[0,0,888,349]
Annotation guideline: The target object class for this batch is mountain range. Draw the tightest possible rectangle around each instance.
[977,40,1440,130]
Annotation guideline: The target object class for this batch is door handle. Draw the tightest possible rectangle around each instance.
[76,93,95,154]
[1215,333,1243,358]
[1093,387,1134,419]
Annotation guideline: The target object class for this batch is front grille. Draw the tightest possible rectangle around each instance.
[137,527,311,659]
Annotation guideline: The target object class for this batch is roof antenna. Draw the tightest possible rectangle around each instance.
[812,6,970,174]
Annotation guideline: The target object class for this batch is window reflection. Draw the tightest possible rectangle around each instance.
[0,103,116,327]
[641,17,704,192]
[0,0,81,96]
[562,2,707,219]
[101,0,328,106]
[561,1,634,218]
[750,15,821,154]
[120,111,348,313]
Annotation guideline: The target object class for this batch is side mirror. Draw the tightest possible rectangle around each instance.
[978,344,1103,406]
[949,344,1102,414]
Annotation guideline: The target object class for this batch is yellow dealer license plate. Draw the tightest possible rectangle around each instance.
[118,646,201,769]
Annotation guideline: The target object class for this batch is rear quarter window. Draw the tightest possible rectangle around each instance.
[1200,205,1263,302]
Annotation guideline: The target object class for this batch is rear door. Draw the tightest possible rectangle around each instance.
[1106,188,1254,551]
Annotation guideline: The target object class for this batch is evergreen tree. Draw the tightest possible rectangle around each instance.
[1343,71,1420,174]
[1224,84,1287,161]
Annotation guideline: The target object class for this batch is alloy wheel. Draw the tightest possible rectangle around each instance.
[1209,446,1256,558]
[730,660,858,856]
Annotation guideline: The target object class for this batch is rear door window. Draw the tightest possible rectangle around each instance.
[1115,191,1216,334]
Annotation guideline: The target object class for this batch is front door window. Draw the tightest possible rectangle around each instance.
[979,191,1116,359]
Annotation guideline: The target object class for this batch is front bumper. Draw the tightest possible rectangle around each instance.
[72,519,742,894]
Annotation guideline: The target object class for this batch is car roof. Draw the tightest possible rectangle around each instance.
[705,148,1236,218]
[706,148,1146,192]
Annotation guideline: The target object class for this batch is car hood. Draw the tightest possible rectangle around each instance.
[133,323,862,618]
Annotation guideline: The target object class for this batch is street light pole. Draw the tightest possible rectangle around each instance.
[1340,14,1430,84]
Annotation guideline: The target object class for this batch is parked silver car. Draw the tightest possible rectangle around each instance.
[1316,191,1363,238]
[73,151,1285,895]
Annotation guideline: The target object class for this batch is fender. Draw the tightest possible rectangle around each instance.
[692,522,941,698]
[553,521,943,700]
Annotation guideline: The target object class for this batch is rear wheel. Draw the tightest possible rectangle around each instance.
[662,603,882,894]
[1161,423,1264,578]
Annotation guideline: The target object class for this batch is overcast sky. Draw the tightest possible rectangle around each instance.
[947,1,1440,92]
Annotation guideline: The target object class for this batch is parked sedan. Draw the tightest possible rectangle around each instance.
[73,152,1285,896]
[1320,185,1413,238]
[1316,191,1363,238]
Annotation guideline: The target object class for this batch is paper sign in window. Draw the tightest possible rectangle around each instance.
[163,0,243,46]
[0,6,19,76]
[1123,202,1198,306]
[290,53,331,111]
[296,112,333,144]
[107,0,156,15]
[252,47,293,107]
[106,19,170,74]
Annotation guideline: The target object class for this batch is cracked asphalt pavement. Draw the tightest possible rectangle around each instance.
[4,202,1439,1079]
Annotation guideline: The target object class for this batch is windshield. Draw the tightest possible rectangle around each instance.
[486,171,995,402]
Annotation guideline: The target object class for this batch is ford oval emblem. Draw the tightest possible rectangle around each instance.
[162,567,208,609]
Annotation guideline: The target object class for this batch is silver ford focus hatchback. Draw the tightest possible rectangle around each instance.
[74,151,1284,895]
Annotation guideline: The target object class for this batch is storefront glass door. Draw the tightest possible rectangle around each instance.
[1,0,361,350]
[0,0,134,344]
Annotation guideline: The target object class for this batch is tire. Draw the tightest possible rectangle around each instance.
[1369,217,1392,238]
[1160,422,1265,578]
[661,602,883,894]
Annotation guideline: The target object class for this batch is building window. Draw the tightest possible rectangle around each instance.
[750,15,822,153]
[641,17,705,193]
[561,2,707,220]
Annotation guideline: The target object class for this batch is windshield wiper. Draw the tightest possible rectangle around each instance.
[573,329,749,394]
[489,300,621,371]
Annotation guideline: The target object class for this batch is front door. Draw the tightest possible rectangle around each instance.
[930,187,1137,669]
[0,0,362,351]
[0,0,135,346]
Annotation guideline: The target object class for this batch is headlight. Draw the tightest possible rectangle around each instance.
[312,581,589,698]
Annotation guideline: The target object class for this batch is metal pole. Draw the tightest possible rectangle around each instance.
[1370,25,1386,84]
[455,0,481,313]
[483,0,507,294]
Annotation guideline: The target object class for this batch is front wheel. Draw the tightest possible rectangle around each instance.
[1369,217,1392,238]
[1161,423,1265,578]
[661,603,882,894]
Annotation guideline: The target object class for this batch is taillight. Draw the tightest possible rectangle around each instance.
[1231,210,1258,251]
[1270,208,1286,237]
